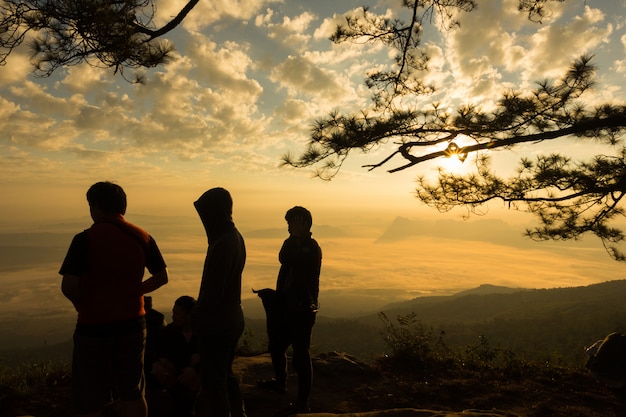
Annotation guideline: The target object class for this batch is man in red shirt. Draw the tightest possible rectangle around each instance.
[60,181,168,417]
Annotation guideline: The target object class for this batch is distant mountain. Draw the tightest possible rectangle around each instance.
[375,279,626,324]
[242,224,347,239]
[452,283,530,297]
[326,279,626,363]
[241,228,285,239]
[374,216,600,250]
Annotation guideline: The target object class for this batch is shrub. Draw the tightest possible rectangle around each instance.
[376,311,572,381]
[377,311,448,372]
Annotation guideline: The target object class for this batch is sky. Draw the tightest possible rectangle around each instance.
[0,0,625,347]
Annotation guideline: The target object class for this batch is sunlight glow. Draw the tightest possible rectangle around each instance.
[437,141,471,174]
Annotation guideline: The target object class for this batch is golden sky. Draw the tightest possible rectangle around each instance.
[0,0,624,332]
[1,0,624,229]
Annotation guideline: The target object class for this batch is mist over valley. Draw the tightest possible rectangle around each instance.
[0,214,621,358]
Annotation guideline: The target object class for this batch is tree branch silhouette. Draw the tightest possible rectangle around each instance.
[0,0,200,79]
[285,1,626,260]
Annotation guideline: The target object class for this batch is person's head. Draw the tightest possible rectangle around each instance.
[194,187,234,240]
[172,295,196,327]
[285,206,312,237]
[86,181,127,216]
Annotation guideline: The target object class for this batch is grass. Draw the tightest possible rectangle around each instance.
[0,359,72,417]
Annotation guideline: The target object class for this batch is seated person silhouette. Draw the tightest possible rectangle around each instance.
[151,295,200,417]
[144,295,167,390]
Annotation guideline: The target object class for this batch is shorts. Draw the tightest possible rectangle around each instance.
[72,318,146,414]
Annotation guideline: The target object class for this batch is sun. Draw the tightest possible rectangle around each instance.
[438,153,466,173]
[437,141,470,174]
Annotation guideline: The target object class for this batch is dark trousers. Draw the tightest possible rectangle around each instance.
[195,320,246,417]
[269,310,316,407]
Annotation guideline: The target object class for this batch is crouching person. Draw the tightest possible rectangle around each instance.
[151,296,201,417]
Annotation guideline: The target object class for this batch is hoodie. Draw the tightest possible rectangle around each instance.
[192,188,246,332]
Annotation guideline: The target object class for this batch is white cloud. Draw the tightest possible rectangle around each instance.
[0,50,31,86]
[615,33,626,75]
[154,0,282,31]
[430,0,619,112]
[59,64,114,94]
[270,55,342,97]
[255,8,274,27]
[522,5,612,81]
[254,10,317,51]
[313,12,344,40]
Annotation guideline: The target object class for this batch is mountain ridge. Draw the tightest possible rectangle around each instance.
[4,280,626,367]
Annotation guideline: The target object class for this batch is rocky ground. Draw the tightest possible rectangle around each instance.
[6,351,626,417]
[235,352,626,417]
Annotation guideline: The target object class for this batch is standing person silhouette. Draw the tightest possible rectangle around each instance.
[192,187,247,417]
[60,181,169,417]
[261,206,322,415]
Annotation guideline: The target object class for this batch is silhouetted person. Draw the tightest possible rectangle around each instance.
[151,295,200,417]
[144,295,167,391]
[60,181,169,417]
[259,206,322,415]
[191,188,246,417]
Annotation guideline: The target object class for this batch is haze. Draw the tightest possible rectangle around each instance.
[0,211,620,350]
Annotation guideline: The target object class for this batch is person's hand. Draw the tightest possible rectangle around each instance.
[190,353,201,367]
[178,366,197,387]
[152,358,177,388]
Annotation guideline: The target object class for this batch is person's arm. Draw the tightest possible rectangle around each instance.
[61,274,81,308]
[142,268,168,294]
[59,232,87,309]
[143,236,168,294]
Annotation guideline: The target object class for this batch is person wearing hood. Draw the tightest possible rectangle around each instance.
[192,187,247,417]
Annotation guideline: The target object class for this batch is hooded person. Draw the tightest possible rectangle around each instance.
[192,187,247,417]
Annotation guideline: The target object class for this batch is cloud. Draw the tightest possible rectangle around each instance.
[523,5,612,80]
[614,33,626,75]
[0,0,623,240]
[438,0,615,109]
[0,97,80,151]
[154,0,282,32]
[259,11,317,49]
[0,48,31,86]
[59,64,115,95]
[1,30,273,165]
[270,55,347,101]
